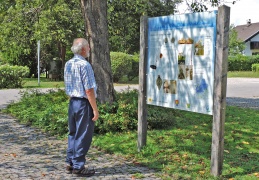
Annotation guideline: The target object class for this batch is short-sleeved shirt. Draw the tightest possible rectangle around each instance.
[64,54,97,98]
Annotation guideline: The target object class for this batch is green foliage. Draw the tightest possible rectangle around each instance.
[0,0,83,76]
[22,77,65,88]
[186,0,237,12]
[4,88,177,136]
[251,63,259,72]
[95,90,138,133]
[127,53,139,81]
[36,0,84,63]
[110,52,140,83]
[228,71,259,78]
[0,0,39,76]
[229,25,245,56]
[108,0,181,54]
[96,89,176,133]
[5,89,68,136]
[147,106,176,129]
[228,55,259,71]
[110,52,133,82]
[0,65,29,88]
[0,60,5,66]
[93,106,259,179]
[189,2,209,12]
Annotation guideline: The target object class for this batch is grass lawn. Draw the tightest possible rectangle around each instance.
[22,76,139,88]
[227,71,259,78]
[22,77,65,88]
[22,71,259,88]
[16,71,259,179]
[92,106,259,179]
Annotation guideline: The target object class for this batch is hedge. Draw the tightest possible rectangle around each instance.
[127,53,139,81]
[252,63,259,72]
[110,52,133,82]
[228,54,259,71]
[0,64,29,89]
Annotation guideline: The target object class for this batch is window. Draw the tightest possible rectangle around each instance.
[250,42,259,49]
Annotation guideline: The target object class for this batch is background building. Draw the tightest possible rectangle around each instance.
[235,19,259,55]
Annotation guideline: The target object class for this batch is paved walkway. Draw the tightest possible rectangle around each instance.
[0,78,258,179]
[0,86,162,180]
[0,113,161,180]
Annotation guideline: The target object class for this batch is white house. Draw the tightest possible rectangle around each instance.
[234,19,259,56]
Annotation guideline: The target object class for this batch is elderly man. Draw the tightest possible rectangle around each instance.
[64,38,99,177]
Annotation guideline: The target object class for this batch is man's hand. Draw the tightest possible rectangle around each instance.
[86,88,99,121]
[92,110,99,121]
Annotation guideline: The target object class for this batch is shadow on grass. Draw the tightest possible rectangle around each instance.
[134,105,259,179]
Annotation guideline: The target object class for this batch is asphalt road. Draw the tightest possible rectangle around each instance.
[226,78,259,98]
[0,78,258,110]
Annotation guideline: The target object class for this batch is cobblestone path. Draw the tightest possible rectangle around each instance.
[0,113,161,180]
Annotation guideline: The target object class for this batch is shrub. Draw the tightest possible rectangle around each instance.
[5,89,69,136]
[228,54,259,71]
[95,89,138,133]
[0,64,29,89]
[110,52,132,82]
[147,106,176,129]
[127,53,139,81]
[5,89,177,137]
[252,63,259,72]
[96,89,176,133]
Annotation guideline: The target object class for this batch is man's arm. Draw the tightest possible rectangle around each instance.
[86,88,99,121]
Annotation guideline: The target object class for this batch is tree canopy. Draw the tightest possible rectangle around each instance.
[0,0,84,76]
[0,0,237,102]
[184,0,238,12]
[108,0,181,54]
[0,0,236,68]
[229,25,245,56]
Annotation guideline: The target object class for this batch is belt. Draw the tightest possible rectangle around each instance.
[70,97,88,100]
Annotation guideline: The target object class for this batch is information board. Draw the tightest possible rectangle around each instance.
[146,11,217,115]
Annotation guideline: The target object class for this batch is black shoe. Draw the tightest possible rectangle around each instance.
[72,168,95,177]
[66,165,73,174]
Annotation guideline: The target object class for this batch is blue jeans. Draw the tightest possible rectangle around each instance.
[65,97,95,170]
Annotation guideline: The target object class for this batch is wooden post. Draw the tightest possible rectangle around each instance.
[211,5,230,176]
[138,16,148,152]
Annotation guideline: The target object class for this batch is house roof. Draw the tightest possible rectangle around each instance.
[234,21,259,42]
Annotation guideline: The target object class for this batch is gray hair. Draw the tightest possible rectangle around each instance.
[71,38,88,54]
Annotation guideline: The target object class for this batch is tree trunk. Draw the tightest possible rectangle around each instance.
[58,42,66,80]
[58,42,66,70]
[80,0,116,104]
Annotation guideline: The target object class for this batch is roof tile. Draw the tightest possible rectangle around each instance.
[234,22,259,42]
